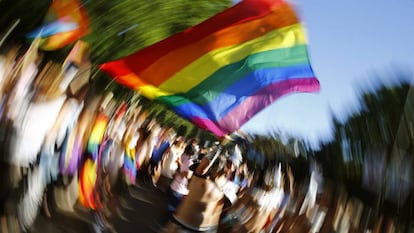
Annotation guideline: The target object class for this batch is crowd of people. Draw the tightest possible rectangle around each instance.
[156,146,412,233]
[0,40,413,233]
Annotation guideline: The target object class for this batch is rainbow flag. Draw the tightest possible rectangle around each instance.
[27,0,89,50]
[123,145,137,185]
[79,158,100,209]
[100,0,319,137]
[86,113,109,161]
[78,113,108,209]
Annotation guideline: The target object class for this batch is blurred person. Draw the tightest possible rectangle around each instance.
[49,92,101,218]
[163,145,236,233]
[188,138,200,156]
[7,51,68,230]
[189,143,211,173]
[159,136,186,191]
[123,138,139,186]
[101,103,128,195]
[149,127,175,187]
[219,163,285,233]
[268,161,312,233]
[159,142,196,227]
[99,102,128,218]
[232,162,248,188]
[136,118,160,182]
[310,180,335,233]
[134,111,151,174]
[36,96,84,217]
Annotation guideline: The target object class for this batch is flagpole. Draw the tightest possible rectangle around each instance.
[0,19,21,49]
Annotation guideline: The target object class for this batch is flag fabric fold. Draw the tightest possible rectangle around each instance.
[100,0,320,137]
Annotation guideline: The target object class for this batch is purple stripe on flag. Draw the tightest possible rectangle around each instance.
[217,77,320,133]
[191,116,228,136]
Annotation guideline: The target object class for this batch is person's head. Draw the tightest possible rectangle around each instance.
[183,143,197,156]
[147,118,158,130]
[259,164,283,191]
[159,126,173,141]
[196,146,208,160]
[173,136,184,146]
[199,146,209,154]
[189,138,200,153]
[208,154,228,179]
[188,138,198,145]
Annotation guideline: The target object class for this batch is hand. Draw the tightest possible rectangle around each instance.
[219,134,232,145]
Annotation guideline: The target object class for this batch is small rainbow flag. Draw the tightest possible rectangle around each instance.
[123,144,137,185]
[27,0,89,50]
[79,158,100,209]
[86,113,109,161]
[100,0,319,137]
[78,112,108,209]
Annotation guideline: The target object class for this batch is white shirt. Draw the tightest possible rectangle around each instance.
[10,96,66,166]
[170,155,193,195]
[161,144,184,179]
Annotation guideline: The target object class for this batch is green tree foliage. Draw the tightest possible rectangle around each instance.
[317,70,414,220]
[1,0,231,61]
[248,133,311,162]
[83,0,232,64]
[319,72,413,176]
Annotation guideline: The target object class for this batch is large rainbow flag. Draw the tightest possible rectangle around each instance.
[100,0,319,137]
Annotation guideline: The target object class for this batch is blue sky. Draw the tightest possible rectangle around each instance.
[240,0,414,147]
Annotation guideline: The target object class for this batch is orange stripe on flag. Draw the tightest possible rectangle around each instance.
[141,3,298,86]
